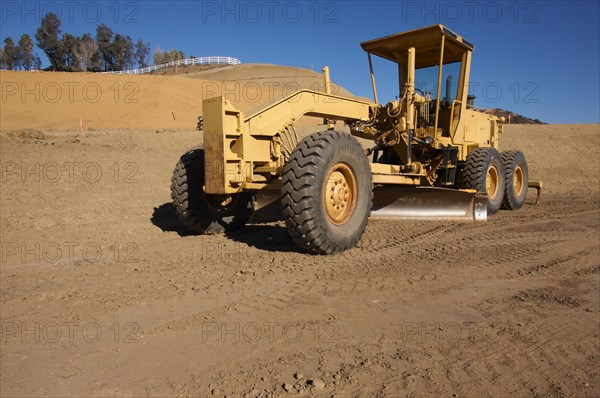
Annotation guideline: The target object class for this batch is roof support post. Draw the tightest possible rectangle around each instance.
[434,35,445,135]
[368,52,379,104]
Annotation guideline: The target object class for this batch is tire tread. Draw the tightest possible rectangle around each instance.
[281,131,372,254]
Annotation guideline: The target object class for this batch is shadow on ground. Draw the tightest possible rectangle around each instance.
[150,202,193,236]
[151,202,303,253]
[227,224,303,254]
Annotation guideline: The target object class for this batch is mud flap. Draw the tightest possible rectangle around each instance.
[251,186,487,223]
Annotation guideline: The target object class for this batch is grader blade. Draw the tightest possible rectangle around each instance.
[369,186,487,221]
[250,187,487,223]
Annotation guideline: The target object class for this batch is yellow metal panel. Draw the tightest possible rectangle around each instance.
[370,163,421,185]
[204,91,373,194]
[245,90,373,136]
[203,97,228,194]
[361,24,473,68]
[203,97,249,194]
[372,174,421,186]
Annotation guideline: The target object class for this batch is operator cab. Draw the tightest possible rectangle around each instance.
[361,24,474,139]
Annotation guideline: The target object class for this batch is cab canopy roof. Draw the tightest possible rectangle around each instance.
[360,24,474,68]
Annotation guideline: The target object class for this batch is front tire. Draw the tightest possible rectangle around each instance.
[281,131,373,254]
[501,150,528,210]
[171,147,254,234]
[459,147,505,215]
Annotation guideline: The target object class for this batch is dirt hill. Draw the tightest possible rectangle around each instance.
[484,108,544,124]
[147,63,228,76]
[0,70,211,131]
[0,64,358,132]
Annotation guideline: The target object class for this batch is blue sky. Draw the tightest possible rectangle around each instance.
[1,0,599,123]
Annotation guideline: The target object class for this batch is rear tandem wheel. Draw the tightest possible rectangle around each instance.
[501,150,529,210]
[171,147,254,234]
[458,147,506,215]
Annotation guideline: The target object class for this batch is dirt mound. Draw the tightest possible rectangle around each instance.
[502,124,599,195]
[483,108,545,124]
[182,63,360,104]
[8,128,47,141]
[183,63,322,80]
[0,71,213,131]
[148,63,228,76]
[0,65,363,132]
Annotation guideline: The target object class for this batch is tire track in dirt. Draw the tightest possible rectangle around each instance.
[437,274,599,396]
[309,265,598,397]
[517,245,600,277]
[169,202,598,331]
[358,289,599,397]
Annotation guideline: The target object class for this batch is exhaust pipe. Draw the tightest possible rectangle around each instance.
[445,75,453,106]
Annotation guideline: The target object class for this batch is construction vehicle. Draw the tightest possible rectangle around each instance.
[171,25,540,254]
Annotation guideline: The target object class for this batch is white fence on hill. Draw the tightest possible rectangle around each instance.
[104,56,241,75]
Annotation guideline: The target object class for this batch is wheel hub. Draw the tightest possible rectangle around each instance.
[330,174,348,206]
[486,165,499,199]
[324,164,357,224]
[513,166,524,196]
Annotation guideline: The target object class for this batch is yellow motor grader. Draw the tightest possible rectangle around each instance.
[171,25,539,254]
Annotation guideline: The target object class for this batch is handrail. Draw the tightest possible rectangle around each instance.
[449,99,462,137]
[103,56,241,75]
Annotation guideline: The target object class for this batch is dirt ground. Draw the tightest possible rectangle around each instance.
[1,65,599,398]
[0,120,598,397]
